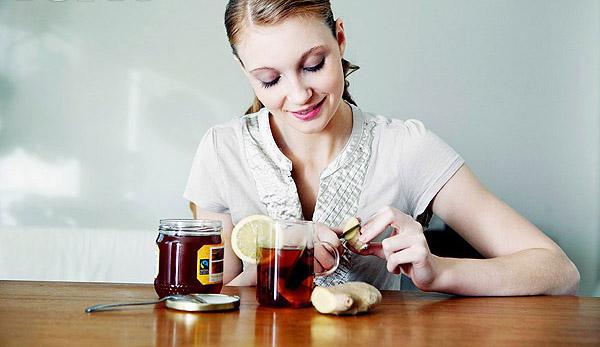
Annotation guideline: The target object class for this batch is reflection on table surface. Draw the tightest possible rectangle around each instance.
[0,281,599,347]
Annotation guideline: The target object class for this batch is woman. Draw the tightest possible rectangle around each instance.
[184,0,580,295]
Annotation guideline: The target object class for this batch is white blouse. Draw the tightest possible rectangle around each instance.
[184,104,464,289]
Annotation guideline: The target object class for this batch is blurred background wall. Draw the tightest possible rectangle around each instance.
[0,0,598,295]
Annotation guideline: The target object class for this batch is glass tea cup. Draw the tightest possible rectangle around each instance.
[256,219,340,308]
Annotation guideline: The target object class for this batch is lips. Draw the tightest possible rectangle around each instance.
[289,98,326,121]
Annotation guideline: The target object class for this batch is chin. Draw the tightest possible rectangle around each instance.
[291,112,334,134]
[292,123,328,134]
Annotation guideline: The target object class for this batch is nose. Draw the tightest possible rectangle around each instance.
[287,76,312,106]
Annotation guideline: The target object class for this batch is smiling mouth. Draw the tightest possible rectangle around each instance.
[292,99,324,115]
[289,98,326,120]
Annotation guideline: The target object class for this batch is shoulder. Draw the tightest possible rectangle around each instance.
[200,109,265,149]
[208,108,268,140]
[360,109,430,144]
[205,116,243,142]
[190,116,246,166]
[358,108,458,163]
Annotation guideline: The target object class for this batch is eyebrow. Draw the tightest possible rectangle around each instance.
[249,45,326,73]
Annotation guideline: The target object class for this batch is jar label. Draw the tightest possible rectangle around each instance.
[197,244,224,285]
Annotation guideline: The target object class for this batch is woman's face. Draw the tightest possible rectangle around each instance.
[236,15,346,134]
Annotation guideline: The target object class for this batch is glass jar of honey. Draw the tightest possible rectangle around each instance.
[154,219,224,298]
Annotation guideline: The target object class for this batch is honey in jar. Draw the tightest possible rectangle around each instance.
[154,219,224,298]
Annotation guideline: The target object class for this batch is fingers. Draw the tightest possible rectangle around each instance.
[359,206,420,243]
[314,223,344,257]
[315,223,341,247]
[381,226,425,258]
[314,243,337,271]
[330,226,344,237]
[313,224,340,272]
[386,246,429,273]
[352,207,430,276]
[357,242,385,259]
[382,222,429,272]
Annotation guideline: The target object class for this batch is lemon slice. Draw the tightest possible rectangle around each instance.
[231,215,274,264]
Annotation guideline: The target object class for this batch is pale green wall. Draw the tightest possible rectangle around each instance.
[0,0,598,295]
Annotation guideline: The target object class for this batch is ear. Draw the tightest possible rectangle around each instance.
[335,18,346,57]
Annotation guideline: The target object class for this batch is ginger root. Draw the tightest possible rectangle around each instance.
[311,282,382,315]
[341,217,368,252]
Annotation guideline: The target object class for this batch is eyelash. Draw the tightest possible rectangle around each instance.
[261,78,280,89]
[304,57,325,72]
[260,57,326,89]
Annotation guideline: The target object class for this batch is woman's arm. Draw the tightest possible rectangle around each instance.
[192,205,249,286]
[359,165,580,296]
[430,165,580,295]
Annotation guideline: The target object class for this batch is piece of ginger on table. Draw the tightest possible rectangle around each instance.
[311,281,382,315]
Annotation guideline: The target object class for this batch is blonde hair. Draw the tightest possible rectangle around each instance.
[224,0,359,114]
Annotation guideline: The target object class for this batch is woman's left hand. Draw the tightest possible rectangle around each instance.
[357,206,440,291]
[313,223,344,274]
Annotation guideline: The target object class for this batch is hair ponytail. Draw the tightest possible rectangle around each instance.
[341,58,359,106]
[245,96,265,115]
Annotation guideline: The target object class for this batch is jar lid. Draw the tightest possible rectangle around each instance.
[165,294,240,312]
[159,219,222,236]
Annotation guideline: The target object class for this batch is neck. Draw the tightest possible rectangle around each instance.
[271,101,353,169]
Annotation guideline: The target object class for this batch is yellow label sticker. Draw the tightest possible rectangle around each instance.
[197,244,224,285]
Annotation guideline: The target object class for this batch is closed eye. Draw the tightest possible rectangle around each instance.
[304,57,325,72]
[259,57,325,88]
[261,76,281,89]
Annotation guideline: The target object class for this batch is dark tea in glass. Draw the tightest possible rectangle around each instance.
[256,246,315,307]
[255,219,339,308]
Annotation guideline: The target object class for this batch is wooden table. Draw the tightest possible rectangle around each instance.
[0,281,599,346]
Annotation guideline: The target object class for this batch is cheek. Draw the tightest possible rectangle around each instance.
[251,83,285,109]
[317,64,345,97]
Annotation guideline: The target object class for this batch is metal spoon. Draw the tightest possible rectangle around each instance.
[84,294,207,313]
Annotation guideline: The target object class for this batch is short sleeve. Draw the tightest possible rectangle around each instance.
[399,120,464,218]
[183,128,229,214]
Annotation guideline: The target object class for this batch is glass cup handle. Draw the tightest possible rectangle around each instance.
[314,240,340,277]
